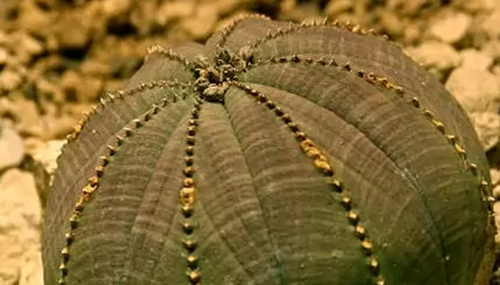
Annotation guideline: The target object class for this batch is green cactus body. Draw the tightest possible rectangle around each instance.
[42,15,495,285]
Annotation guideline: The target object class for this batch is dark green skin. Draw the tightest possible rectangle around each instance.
[42,15,495,285]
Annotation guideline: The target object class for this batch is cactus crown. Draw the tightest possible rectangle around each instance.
[42,14,495,285]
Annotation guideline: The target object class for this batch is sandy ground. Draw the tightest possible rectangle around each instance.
[2,0,500,284]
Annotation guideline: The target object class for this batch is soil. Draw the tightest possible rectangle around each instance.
[1,0,500,284]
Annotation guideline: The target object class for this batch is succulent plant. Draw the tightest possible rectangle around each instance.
[42,14,496,285]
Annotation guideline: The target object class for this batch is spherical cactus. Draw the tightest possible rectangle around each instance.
[42,15,496,285]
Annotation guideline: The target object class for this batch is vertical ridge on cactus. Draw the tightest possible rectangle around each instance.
[42,14,495,285]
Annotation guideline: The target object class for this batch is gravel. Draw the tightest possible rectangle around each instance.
[2,0,500,284]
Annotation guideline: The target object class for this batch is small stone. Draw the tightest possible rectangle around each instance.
[386,0,431,16]
[212,0,241,16]
[18,250,43,285]
[469,112,500,150]
[280,0,297,14]
[180,4,218,40]
[460,49,493,70]
[16,1,53,38]
[60,69,103,102]
[46,113,80,139]
[481,40,500,62]
[0,0,17,25]
[491,168,500,186]
[481,5,500,38]
[403,23,422,45]
[0,69,23,92]
[0,126,24,171]
[25,139,65,204]
[0,48,8,65]
[404,41,461,70]
[156,1,195,27]
[31,0,60,9]
[35,77,65,103]
[493,65,500,78]
[429,12,472,44]
[80,59,113,77]
[22,34,43,55]
[129,1,159,36]
[0,30,8,45]
[0,169,42,285]
[0,95,46,138]
[25,139,65,170]
[378,9,405,37]
[9,33,45,64]
[495,202,500,242]
[102,0,133,19]
[445,66,500,113]
[491,168,500,200]
[494,184,500,200]
[453,0,495,13]
[52,12,91,51]
[325,0,352,16]
[19,33,44,60]
[32,54,65,76]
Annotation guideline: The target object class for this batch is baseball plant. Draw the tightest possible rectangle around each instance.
[42,15,496,285]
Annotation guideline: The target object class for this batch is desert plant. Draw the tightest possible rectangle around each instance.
[42,14,496,285]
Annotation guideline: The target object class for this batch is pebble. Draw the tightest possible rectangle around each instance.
[386,0,431,16]
[156,1,195,27]
[481,4,500,38]
[0,126,24,171]
[25,139,65,205]
[453,0,495,13]
[325,0,351,16]
[0,169,42,285]
[129,1,158,36]
[494,202,500,244]
[52,12,91,51]
[491,168,500,185]
[45,112,81,140]
[80,59,113,77]
[429,12,472,44]
[0,95,50,139]
[213,0,241,17]
[102,0,133,19]
[460,49,493,70]
[492,168,500,199]
[60,69,81,102]
[404,41,461,70]
[494,185,500,200]
[0,30,7,46]
[445,65,500,113]
[181,4,218,40]
[403,23,422,44]
[378,9,405,37]
[481,40,500,62]
[60,69,103,102]
[16,1,52,39]
[35,77,65,103]
[469,112,500,150]
[0,48,8,65]
[16,33,44,63]
[0,69,23,92]
[18,250,43,285]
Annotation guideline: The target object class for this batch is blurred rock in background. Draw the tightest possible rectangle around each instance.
[2,0,500,284]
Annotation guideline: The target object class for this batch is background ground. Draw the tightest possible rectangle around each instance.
[1,0,500,284]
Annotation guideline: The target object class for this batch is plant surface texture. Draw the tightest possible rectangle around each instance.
[42,15,496,285]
